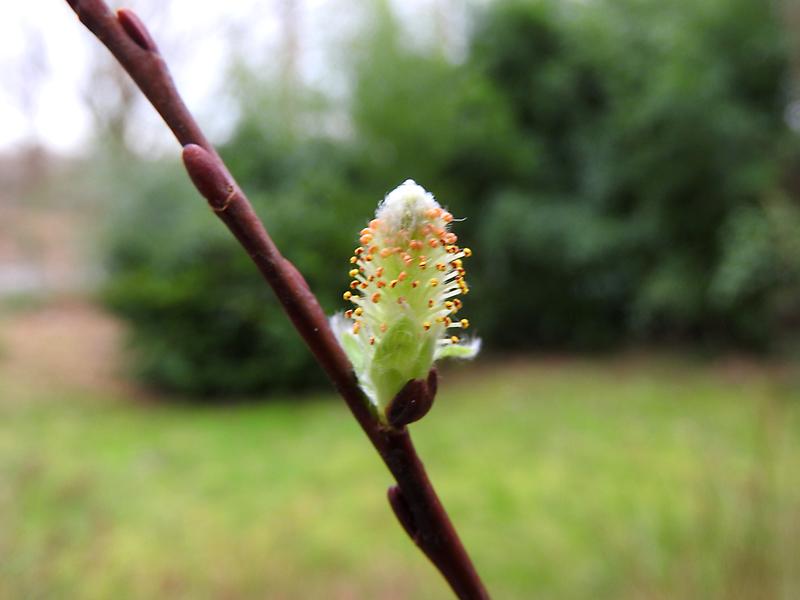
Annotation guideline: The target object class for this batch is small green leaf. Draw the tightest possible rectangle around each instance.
[435,338,481,360]
[370,316,431,411]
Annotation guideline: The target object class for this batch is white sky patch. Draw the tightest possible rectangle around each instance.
[0,0,465,154]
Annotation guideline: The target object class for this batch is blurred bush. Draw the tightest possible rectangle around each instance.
[101,0,800,396]
[101,121,365,395]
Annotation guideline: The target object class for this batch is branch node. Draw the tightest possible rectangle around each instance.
[182,144,237,212]
[213,187,237,212]
[386,368,437,429]
[117,9,159,53]
[388,485,419,542]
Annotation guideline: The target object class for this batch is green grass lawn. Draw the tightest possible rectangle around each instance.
[1,357,799,599]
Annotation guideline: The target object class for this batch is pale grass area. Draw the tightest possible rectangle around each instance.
[0,202,92,297]
[1,304,799,599]
[0,301,125,400]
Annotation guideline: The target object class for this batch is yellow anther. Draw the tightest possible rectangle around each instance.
[349,256,358,264]
[425,208,442,219]
[354,307,364,316]
[369,336,375,345]
[423,322,431,331]
[444,301,454,310]
[353,322,361,334]
[463,247,472,257]
[460,319,470,329]
[380,322,388,332]
[429,278,439,287]
[390,280,399,288]
[450,335,460,344]
[343,291,352,300]
[349,269,359,278]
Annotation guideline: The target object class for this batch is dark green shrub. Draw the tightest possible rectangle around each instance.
[101,137,368,396]
[465,0,797,348]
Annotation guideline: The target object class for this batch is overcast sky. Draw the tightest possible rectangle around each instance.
[0,0,473,154]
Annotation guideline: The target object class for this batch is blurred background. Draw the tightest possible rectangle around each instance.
[2,0,800,598]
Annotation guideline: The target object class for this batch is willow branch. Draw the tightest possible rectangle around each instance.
[63,2,489,598]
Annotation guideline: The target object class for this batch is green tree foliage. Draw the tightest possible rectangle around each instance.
[471,0,797,348]
[101,109,364,395]
[101,0,799,395]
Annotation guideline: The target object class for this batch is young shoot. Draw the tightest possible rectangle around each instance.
[332,180,480,423]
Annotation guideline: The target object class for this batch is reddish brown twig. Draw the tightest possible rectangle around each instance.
[63,2,489,598]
